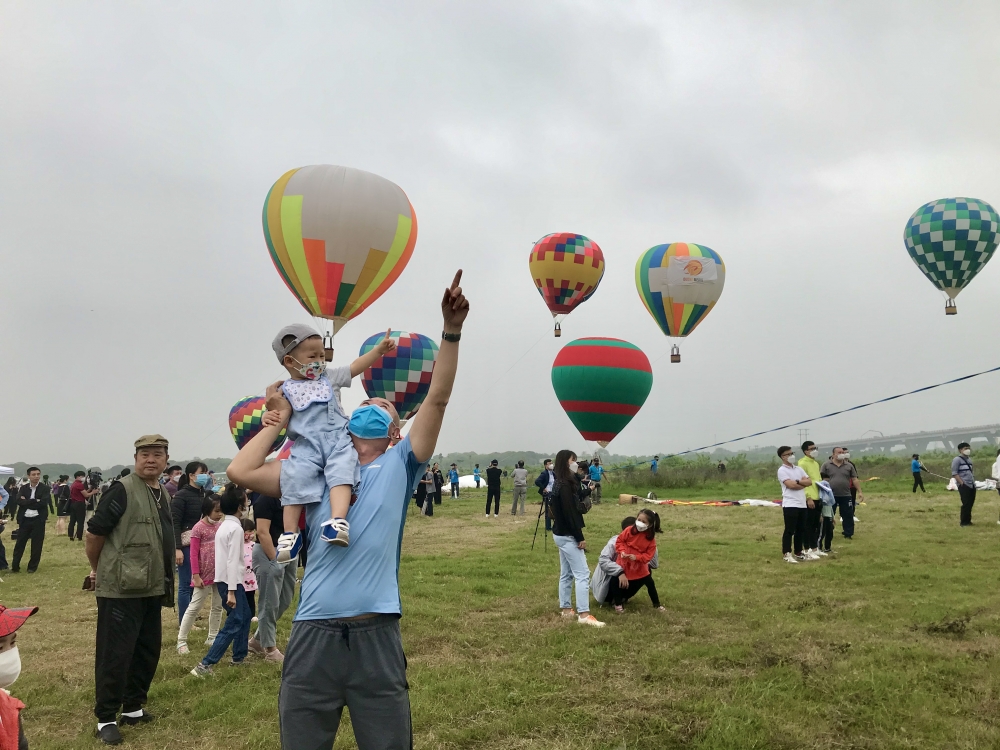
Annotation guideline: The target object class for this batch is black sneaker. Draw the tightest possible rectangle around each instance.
[120,710,154,725]
[96,724,123,745]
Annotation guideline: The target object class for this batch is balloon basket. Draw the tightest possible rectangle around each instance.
[670,345,681,364]
[618,494,640,505]
[945,300,957,316]
[554,321,562,337]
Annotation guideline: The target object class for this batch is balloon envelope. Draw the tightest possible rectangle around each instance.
[229,396,287,454]
[551,337,653,447]
[263,165,417,332]
[529,233,605,319]
[359,331,439,421]
[903,197,999,300]
[635,243,725,339]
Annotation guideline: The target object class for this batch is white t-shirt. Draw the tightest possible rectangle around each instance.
[777,464,809,508]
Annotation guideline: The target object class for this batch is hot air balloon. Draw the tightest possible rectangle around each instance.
[551,337,652,447]
[635,243,725,363]
[359,330,439,425]
[263,165,418,350]
[903,197,999,315]
[528,233,605,337]
[229,396,287,454]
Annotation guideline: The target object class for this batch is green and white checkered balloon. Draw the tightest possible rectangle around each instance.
[904,197,999,300]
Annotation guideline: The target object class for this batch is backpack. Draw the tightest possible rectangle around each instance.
[551,480,591,517]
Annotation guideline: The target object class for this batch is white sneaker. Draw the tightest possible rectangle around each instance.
[577,614,606,627]
[783,552,799,564]
[276,532,301,563]
[803,550,821,560]
[320,518,350,546]
[814,549,828,557]
[854,516,860,522]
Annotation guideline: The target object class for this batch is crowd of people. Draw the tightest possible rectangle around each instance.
[2,257,994,749]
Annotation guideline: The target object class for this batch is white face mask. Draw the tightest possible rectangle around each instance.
[0,647,22,688]
[962,449,971,457]
[568,461,579,474]
[841,452,851,460]
[807,450,818,458]
[784,454,795,464]
[634,520,649,532]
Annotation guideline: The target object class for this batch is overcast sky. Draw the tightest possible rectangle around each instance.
[3,1,1000,467]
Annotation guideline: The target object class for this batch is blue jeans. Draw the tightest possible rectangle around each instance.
[202,583,251,666]
[554,534,590,614]
[835,496,854,538]
[176,546,192,624]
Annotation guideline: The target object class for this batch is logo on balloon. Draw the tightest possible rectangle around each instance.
[684,259,703,276]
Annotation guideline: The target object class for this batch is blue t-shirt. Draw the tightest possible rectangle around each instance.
[589,465,605,482]
[473,467,480,478]
[650,459,658,472]
[449,469,459,483]
[295,435,427,621]
[911,459,921,473]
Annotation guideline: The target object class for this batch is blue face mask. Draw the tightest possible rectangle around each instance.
[348,405,393,439]
[194,473,211,489]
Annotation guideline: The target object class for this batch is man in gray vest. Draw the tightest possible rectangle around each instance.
[85,435,175,746]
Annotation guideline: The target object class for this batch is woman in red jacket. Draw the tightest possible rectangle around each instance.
[608,509,665,613]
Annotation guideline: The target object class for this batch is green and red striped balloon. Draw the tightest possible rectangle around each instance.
[551,337,653,447]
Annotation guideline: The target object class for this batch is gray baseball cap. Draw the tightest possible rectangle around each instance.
[272,323,321,362]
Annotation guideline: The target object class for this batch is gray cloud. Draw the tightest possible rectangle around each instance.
[2,1,999,466]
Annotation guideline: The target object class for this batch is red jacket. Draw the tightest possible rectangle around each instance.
[0,689,24,750]
[615,525,657,580]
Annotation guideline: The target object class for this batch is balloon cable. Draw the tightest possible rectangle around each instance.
[662,363,1000,458]
[455,328,551,419]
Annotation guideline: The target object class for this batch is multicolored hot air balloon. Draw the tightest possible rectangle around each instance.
[528,233,605,337]
[635,243,725,363]
[359,331,439,424]
[903,197,999,315]
[262,165,418,347]
[551,337,652,447]
[229,396,287,454]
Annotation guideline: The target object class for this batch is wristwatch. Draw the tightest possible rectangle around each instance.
[442,331,461,342]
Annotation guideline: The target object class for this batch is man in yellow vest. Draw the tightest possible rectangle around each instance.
[797,441,826,560]
[85,435,175,746]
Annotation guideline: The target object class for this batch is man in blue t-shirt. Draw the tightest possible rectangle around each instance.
[228,271,469,750]
[911,454,926,493]
[588,458,605,504]
[449,463,460,498]
[650,456,659,474]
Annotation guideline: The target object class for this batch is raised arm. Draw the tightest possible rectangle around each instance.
[409,270,469,463]
[350,329,396,378]
[226,381,289,498]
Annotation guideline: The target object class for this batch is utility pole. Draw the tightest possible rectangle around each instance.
[797,428,809,445]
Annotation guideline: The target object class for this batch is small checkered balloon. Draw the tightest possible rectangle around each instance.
[904,197,999,302]
[229,396,287,453]
[359,331,439,421]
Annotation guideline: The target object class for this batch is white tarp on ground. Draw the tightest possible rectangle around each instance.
[458,474,481,489]
[0,466,13,475]
[947,478,996,491]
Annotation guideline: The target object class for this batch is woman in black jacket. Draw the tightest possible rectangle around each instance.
[172,460,210,624]
[550,449,605,628]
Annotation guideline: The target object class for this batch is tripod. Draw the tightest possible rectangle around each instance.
[531,493,549,551]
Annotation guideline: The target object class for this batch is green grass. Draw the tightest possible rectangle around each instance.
[8,481,1000,749]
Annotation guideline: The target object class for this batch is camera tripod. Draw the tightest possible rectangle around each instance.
[531,494,549,551]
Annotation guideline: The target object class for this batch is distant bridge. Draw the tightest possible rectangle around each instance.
[828,424,1000,455]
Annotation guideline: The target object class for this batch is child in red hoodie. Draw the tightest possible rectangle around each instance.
[0,603,37,750]
[610,509,665,612]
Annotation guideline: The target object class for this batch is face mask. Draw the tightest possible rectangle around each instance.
[348,405,393,439]
[569,461,579,474]
[962,449,971,457]
[784,455,795,463]
[635,520,649,532]
[204,516,218,525]
[0,647,21,689]
[807,450,818,458]
[842,452,850,460]
[194,474,211,488]
[293,358,326,381]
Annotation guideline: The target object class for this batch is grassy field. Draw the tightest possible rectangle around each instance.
[8,478,1000,749]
